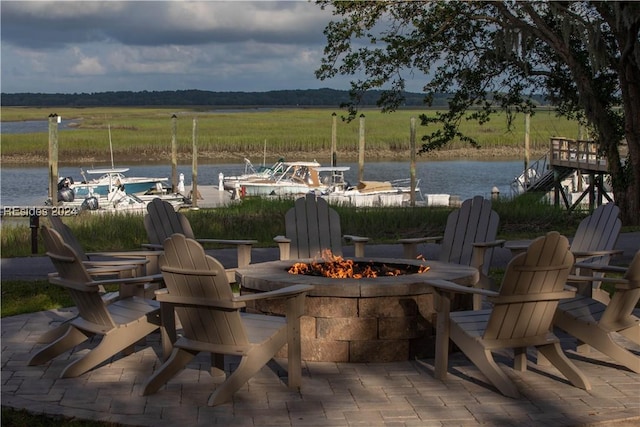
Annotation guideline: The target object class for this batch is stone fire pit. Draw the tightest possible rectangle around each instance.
[236,257,478,363]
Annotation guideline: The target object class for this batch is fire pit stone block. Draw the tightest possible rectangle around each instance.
[237,258,477,363]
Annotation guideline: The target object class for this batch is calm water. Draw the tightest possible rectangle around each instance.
[1,120,79,134]
[0,160,524,206]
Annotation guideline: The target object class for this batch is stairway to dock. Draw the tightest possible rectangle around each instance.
[511,137,612,210]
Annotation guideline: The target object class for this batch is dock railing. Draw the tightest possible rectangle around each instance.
[510,152,550,196]
[510,137,608,197]
[550,137,608,172]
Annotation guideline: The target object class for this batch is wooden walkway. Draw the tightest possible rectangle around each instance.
[183,185,233,209]
[512,138,613,211]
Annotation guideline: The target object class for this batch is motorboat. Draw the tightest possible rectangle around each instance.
[69,168,169,197]
[223,158,286,188]
[54,170,187,214]
[224,160,325,197]
[316,166,423,207]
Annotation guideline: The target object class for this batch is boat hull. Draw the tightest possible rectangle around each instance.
[72,180,166,197]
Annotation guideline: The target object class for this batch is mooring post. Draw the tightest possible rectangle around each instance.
[331,112,337,167]
[358,114,365,183]
[48,113,59,205]
[191,117,199,209]
[491,186,500,200]
[410,117,417,207]
[171,114,178,193]
[524,113,530,188]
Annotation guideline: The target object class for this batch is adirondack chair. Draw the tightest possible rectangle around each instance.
[141,233,313,406]
[273,193,370,260]
[398,195,504,309]
[553,250,640,373]
[37,217,163,345]
[28,226,161,378]
[143,197,257,282]
[48,215,161,278]
[426,231,591,398]
[505,203,622,304]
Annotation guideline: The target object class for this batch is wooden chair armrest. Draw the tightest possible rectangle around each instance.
[574,261,627,273]
[274,236,291,260]
[572,249,624,260]
[156,293,246,310]
[398,236,443,259]
[196,238,258,246]
[569,274,631,288]
[273,235,291,244]
[343,235,369,257]
[398,236,443,244]
[196,239,256,268]
[426,278,499,298]
[343,235,370,243]
[470,240,505,276]
[489,290,576,304]
[48,266,143,279]
[142,243,163,250]
[93,273,164,287]
[83,259,148,268]
[503,240,533,254]
[86,250,161,258]
[472,239,506,249]
[83,265,140,276]
[233,284,314,302]
[161,266,218,276]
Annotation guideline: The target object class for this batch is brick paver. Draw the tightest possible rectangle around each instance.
[2,309,639,426]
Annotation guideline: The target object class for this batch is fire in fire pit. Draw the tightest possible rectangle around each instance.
[288,250,430,279]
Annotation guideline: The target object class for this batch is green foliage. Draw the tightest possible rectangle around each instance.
[492,193,586,237]
[315,1,640,225]
[1,197,617,258]
[1,280,73,317]
[1,407,118,426]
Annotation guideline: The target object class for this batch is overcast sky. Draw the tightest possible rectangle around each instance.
[1,0,377,94]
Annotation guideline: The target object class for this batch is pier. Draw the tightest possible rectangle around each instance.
[512,137,613,211]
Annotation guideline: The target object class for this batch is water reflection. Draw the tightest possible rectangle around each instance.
[0,160,524,206]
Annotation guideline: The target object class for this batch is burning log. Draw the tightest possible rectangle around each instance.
[288,250,430,279]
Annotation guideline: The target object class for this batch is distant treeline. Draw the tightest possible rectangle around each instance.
[1,88,547,108]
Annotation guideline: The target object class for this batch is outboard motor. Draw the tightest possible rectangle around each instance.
[57,177,75,202]
[81,196,99,211]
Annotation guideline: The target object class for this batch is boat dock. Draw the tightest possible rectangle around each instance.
[183,184,234,209]
[511,137,613,210]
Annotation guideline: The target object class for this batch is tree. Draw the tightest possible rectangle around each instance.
[316,1,640,225]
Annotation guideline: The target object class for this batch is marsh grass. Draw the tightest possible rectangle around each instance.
[2,107,580,163]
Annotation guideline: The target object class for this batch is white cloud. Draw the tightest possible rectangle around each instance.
[0,1,363,93]
[71,55,106,75]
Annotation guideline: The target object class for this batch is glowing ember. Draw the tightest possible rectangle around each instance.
[288,250,430,279]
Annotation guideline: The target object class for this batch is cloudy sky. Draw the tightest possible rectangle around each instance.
[1,0,371,94]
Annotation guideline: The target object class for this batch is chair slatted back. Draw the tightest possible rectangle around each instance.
[48,216,89,261]
[160,234,249,346]
[601,250,640,326]
[145,198,195,245]
[484,232,573,342]
[440,195,499,275]
[284,194,343,259]
[41,226,116,329]
[571,203,621,263]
